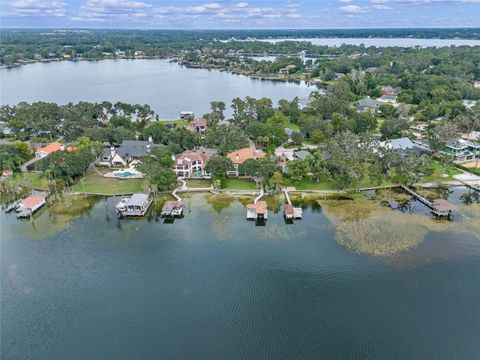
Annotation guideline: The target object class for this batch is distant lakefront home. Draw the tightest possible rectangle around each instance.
[173,148,218,178]
[357,97,381,109]
[186,117,208,137]
[442,139,480,163]
[227,147,265,177]
[98,137,160,167]
[35,142,64,158]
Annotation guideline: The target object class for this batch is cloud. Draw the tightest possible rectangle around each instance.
[339,5,370,13]
[337,0,353,2]
[235,2,249,8]
[4,0,68,17]
[75,0,152,21]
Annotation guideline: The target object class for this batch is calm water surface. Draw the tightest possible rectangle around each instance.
[257,37,480,47]
[0,59,314,118]
[1,189,480,359]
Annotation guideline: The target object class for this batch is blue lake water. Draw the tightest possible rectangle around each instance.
[0,59,314,119]
[256,37,480,47]
[1,189,480,359]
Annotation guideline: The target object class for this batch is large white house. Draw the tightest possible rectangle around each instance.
[173,148,218,178]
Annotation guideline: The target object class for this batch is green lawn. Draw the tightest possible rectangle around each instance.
[159,119,188,127]
[287,179,337,190]
[221,178,257,190]
[72,172,150,195]
[11,172,49,190]
[422,161,462,182]
[186,179,212,188]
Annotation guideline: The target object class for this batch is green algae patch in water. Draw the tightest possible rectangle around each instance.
[17,195,99,239]
[205,194,236,213]
[320,196,480,258]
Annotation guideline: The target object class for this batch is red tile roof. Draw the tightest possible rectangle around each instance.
[227,148,265,165]
[20,195,45,209]
[247,201,267,215]
[36,142,63,155]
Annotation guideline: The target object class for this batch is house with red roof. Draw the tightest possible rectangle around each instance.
[35,142,63,158]
[227,147,265,177]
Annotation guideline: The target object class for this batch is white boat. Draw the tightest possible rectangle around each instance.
[115,197,130,213]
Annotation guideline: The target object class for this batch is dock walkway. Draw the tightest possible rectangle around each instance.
[283,187,303,219]
[400,185,456,217]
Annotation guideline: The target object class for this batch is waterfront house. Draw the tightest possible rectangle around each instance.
[227,147,265,177]
[35,142,63,158]
[98,137,160,167]
[442,139,480,163]
[173,148,218,178]
[246,201,268,220]
[186,117,208,137]
[117,193,152,217]
[279,64,296,74]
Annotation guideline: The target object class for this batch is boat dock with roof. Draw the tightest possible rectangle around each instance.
[16,195,46,218]
[246,188,268,220]
[116,193,152,217]
[283,187,302,220]
[400,185,456,218]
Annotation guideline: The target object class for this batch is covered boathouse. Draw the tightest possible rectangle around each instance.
[161,201,183,217]
[16,195,46,218]
[118,193,152,217]
[246,201,268,220]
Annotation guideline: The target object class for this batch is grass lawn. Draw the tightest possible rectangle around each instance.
[358,176,396,188]
[422,161,462,182]
[11,172,49,190]
[221,178,257,190]
[287,179,337,190]
[159,119,188,127]
[186,179,212,188]
[72,172,150,195]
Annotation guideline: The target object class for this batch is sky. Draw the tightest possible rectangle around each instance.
[1,0,479,29]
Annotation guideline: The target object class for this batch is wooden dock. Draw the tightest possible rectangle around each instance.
[283,188,302,220]
[399,185,456,218]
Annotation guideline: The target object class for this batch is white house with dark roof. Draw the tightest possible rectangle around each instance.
[98,137,161,167]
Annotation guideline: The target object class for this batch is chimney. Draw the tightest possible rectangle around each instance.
[110,145,115,159]
[148,135,153,143]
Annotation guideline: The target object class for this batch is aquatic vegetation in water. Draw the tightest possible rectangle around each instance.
[372,189,411,203]
[320,197,480,257]
[336,218,428,257]
[318,198,377,221]
[48,195,98,218]
[205,194,235,213]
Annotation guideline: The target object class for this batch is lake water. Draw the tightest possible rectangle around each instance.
[255,37,480,47]
[2,189,480,359]
[0,59,314,119]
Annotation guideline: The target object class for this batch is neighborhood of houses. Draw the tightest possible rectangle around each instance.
[3,99,480,222]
